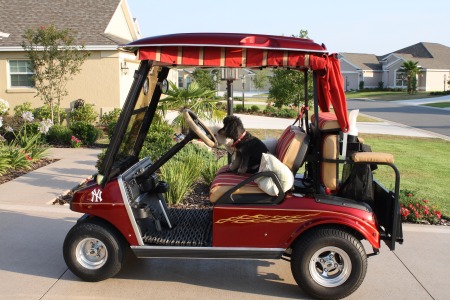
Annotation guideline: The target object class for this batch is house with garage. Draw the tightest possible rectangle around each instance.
[0,0,166,116]
[339,42,450,92]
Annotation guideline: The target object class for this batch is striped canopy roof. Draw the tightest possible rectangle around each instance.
[124,33,349,132]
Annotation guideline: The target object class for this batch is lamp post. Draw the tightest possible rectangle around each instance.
[220,68,239,164]
[221,68,239,116]
[444,74,447,92]
[241,75,245,110]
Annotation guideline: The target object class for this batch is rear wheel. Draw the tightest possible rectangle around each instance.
[291,227,367,300]
[63,220,127,282]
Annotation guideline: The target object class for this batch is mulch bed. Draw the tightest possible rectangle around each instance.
[0,158,59,185]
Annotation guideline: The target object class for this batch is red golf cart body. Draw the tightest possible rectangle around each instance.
[64,33,403,299]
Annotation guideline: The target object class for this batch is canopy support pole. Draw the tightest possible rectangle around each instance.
[226,79,234,163]
[312,71,321,194]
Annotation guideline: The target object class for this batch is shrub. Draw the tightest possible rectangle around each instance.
[69,122,101,146]
[275,107,297,118]
[34,105,67,124]
[234,104,244,113]
[263,105,277,116]
[201,155,226,185]
[0,149,9,175]
[13,102,33,117]
[359,81,364,90]
[99,108,121,127]
[68,103,98,125]
[46,125,73,146]
[250,105,260,113]
[399,190,442,224]
[140,122,175,161]
[159,144,204,205]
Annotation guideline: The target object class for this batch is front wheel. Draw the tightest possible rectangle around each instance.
[291,227,367,300]
[63,220,127,282]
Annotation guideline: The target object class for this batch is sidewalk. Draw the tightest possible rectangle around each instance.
[166,110,444,139]
[0,148,449,299]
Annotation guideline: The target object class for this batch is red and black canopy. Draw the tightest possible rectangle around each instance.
[124,33,348,132]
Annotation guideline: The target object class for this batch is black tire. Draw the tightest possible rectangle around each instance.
[63,220,127,282]
[290,227,367,300]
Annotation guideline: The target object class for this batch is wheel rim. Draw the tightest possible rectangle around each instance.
[309,246,352,287]
[75,238,108,270]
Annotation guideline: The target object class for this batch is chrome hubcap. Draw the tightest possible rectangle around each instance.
[76,238,108,270]
[309,246,351,287]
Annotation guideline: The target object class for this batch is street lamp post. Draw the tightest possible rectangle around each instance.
[444,74,447,92]
[241,75,245,110]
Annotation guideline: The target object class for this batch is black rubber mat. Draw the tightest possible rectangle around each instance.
[142,208,212,246]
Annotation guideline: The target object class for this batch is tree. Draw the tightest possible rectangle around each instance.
[268,69,312,108]
[159,81,225,134]
[400,60,421,95]
[268,29,312,108]
[192,68,218,91]
[22,25,90,123]
[252,69,269,93]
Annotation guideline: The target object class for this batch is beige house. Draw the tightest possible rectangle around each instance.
[339,42,450,92]
[0,0,145,116]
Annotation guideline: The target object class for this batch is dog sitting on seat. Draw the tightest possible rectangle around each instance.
[217,115,268,174]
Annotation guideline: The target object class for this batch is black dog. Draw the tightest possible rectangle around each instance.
[218,116,268,174]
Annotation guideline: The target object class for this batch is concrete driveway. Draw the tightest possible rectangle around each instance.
[1,114,450,300]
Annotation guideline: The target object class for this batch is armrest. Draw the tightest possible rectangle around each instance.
[352,152,394,164]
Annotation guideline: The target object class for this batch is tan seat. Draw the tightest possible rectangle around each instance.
[209,126,310,203]
[311,112,340,131]
[321,134,339,191]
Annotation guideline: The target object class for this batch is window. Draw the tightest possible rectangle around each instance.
[186,76,191,88]
[395,71,406,87]
[178,76,183,88]
[9,60,34,87]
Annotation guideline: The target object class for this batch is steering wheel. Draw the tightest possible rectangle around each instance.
[182,109,217,147]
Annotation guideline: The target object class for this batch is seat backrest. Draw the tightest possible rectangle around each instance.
[321,134,339,190]
[275,126,310,174]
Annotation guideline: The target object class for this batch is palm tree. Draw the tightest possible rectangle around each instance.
[400,60,421,95]
[159,81,226,133]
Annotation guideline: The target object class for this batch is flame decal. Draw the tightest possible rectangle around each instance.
[216,213,320,224]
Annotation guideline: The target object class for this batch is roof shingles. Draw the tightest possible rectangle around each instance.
[0,0,122,46]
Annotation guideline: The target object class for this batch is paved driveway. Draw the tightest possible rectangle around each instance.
[347,99,450,137]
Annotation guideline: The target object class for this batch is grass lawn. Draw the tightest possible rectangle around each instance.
[346,91,436,101]
[252,130,450,217]
[356,134,450,217]
[423,102,450,108]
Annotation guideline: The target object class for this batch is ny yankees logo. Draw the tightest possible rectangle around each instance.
[90,188,103,202]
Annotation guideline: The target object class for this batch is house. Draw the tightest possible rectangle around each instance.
[339,42,450,92]
[0,0,150,116]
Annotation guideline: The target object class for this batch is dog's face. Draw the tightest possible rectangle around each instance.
[218,116,244,140]
[210,125,232,147]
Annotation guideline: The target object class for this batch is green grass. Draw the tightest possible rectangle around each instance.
[359,134,450,217]
[423,102,450,108]
[346,91,436,101]
[253,130,450,217]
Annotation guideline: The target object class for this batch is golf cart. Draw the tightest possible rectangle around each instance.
[63,33,403,299]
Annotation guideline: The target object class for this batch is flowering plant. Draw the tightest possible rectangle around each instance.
[71,135,82,148]
[0,98,9,115]
[400,190,442,224]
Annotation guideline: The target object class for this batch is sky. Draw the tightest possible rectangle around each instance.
[127,0,450,56]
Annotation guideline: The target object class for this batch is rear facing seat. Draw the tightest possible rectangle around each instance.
[209,125,310,204]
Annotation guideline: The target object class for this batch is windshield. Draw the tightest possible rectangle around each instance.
[116,66,160,160]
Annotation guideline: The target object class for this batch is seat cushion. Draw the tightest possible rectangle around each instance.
[255,153,294,196]
[311,112,340,131]
[275,125,309,172]
[321,134,338,190]
[210,172,264,203]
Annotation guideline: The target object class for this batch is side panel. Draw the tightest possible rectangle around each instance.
[212,195,379,249]
[71,179,139,246]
